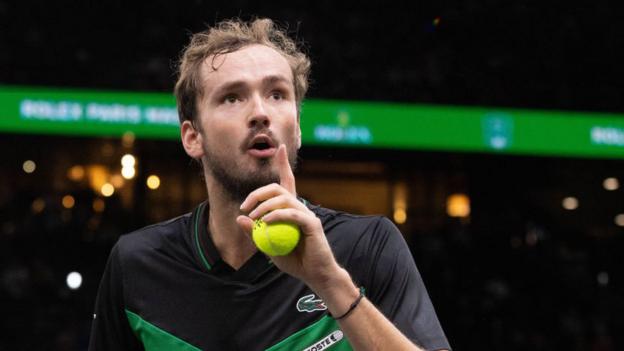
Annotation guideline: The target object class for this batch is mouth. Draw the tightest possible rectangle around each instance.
[247,134,277,158]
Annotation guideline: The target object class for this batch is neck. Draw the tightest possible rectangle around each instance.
[205,176,257,270]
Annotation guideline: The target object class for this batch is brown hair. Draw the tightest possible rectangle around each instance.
[174,18,311,125]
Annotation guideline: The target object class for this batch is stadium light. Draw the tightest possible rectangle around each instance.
[23,160,36,173]
[615,214,624,227]
[146,175,161,190]
[62,195,75,209]
[66,272,83,290]
[121,154,136,168]
[603,177,619,191]
[447,193,470,218]
[101,183,115,197]
[121,166,136,179]
[562,197,578,210]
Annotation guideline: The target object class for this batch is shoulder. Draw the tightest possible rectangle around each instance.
[113,212,192,262]
[308,204,411,289]
[309,204,398,238]
[308,203,403,253]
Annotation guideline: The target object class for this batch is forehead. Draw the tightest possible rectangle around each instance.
[200,44,293,93]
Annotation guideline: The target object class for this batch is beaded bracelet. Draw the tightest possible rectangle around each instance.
[331,286,366,320]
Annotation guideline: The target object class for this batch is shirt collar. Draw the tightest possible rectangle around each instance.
[189,197,312,280]
[190,201,274,282]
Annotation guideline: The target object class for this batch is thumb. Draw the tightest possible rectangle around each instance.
[236,215,254,236]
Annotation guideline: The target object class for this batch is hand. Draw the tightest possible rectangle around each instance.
[236,144,340,288]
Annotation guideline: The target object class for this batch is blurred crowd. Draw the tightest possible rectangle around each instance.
[1,143,622,350]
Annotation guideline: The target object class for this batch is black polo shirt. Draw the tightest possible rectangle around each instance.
[89,200,450,350]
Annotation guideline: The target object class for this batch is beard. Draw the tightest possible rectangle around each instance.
[202,136,299,203]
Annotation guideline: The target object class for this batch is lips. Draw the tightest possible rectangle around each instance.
[247,134,277,158]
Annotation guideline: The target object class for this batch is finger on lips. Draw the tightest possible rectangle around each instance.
[240,144,297,214]
[277,144,296,194]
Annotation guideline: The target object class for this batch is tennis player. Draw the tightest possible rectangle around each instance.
[89,18,450,351]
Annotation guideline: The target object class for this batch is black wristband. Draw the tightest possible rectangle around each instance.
[331,286,365,320]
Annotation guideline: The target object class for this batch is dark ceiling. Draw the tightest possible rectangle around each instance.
[1,0,622,112]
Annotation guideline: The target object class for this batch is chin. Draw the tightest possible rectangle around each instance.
[253,166,279,184]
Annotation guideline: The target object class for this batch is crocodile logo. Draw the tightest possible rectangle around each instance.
[296,294,327,313]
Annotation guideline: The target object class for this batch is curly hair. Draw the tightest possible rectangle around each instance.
[174,18,311,125]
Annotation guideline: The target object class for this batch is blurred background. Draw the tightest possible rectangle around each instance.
[1,1,623,350]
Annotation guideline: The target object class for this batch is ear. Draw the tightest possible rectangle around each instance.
[181,120,204,159]
[296,114,302,149]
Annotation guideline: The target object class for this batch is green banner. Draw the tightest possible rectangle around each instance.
[1,85,623,159]
[0,85,179,139]
[300,100,624,159]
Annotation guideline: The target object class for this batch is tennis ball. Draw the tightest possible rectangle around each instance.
[252,219,300,256]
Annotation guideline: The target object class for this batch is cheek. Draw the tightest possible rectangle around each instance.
[277,103,299,128]
[201,121,242,150]
[285,102,298,119]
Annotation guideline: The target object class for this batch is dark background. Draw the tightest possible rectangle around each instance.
[1,1,623,350]
[2,0,623,112]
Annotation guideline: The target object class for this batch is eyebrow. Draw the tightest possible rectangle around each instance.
[211,75,293,97]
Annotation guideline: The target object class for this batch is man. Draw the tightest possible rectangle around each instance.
[89,18,450,351]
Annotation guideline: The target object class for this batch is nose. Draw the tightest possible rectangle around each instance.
[248,94,270,128]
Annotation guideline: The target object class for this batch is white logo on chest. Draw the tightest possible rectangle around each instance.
[302,331,344,351]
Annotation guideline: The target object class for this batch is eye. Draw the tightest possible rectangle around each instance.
[270,91,284,100]
[223,94,239,104]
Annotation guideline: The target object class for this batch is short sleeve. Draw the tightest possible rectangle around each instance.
[89,243,143,350]
[363,217,450,351]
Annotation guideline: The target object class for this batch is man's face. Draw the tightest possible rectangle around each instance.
[195,44,300,202]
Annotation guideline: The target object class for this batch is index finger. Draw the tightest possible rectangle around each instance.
[277,144,296,194]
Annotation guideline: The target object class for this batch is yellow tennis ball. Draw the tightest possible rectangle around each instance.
[252,219,300,256]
